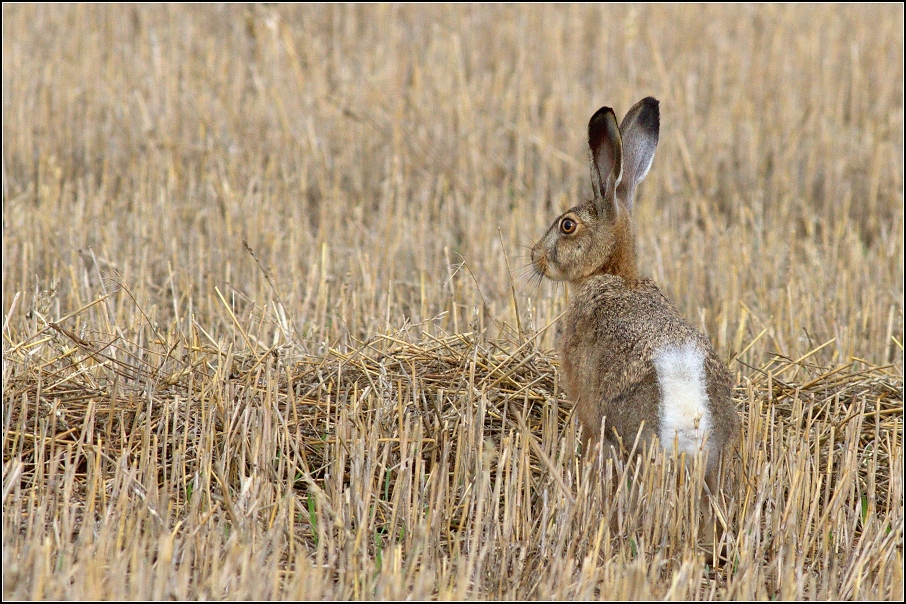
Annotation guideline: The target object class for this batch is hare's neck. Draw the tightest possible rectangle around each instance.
[601,217,639,283]
[603,245,638,282]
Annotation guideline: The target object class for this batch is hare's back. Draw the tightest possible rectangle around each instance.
[565,276,732,455]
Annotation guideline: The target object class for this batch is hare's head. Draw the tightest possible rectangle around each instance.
[532,97,660,284]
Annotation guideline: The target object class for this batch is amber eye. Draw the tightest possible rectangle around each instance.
[560,217,577,234]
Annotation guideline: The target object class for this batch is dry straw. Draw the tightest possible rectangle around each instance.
[2,306,903,598]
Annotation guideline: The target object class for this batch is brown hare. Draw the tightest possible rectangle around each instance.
[531,97,739,553]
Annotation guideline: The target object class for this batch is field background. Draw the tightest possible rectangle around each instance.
[2,4,903,599]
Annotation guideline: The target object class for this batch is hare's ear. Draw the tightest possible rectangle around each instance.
[588,106,623,220]
[617,97,659,212]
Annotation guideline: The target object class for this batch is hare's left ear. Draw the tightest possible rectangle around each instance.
[617,97,659,212]
[588,106,623,221]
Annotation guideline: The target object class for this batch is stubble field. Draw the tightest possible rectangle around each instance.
[2,4,903,599]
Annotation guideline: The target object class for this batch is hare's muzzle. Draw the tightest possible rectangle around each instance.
[531,245,549,277]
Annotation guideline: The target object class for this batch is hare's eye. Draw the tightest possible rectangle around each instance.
[560,218,577,235]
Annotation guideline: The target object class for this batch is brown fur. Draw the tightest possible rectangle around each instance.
[558,274,738,454]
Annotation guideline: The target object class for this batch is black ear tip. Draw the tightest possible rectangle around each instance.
[638,97,660,131]
[589,106,616,127]
[588,106,618,145]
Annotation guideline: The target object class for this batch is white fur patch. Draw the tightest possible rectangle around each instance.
[653,343,712,456]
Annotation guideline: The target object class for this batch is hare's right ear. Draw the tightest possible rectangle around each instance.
[617,97,659,212]
[588,106,623,221]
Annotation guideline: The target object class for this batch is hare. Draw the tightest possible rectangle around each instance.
[531,97,739,551]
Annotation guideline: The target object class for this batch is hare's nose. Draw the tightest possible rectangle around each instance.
[531,247,547,271]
